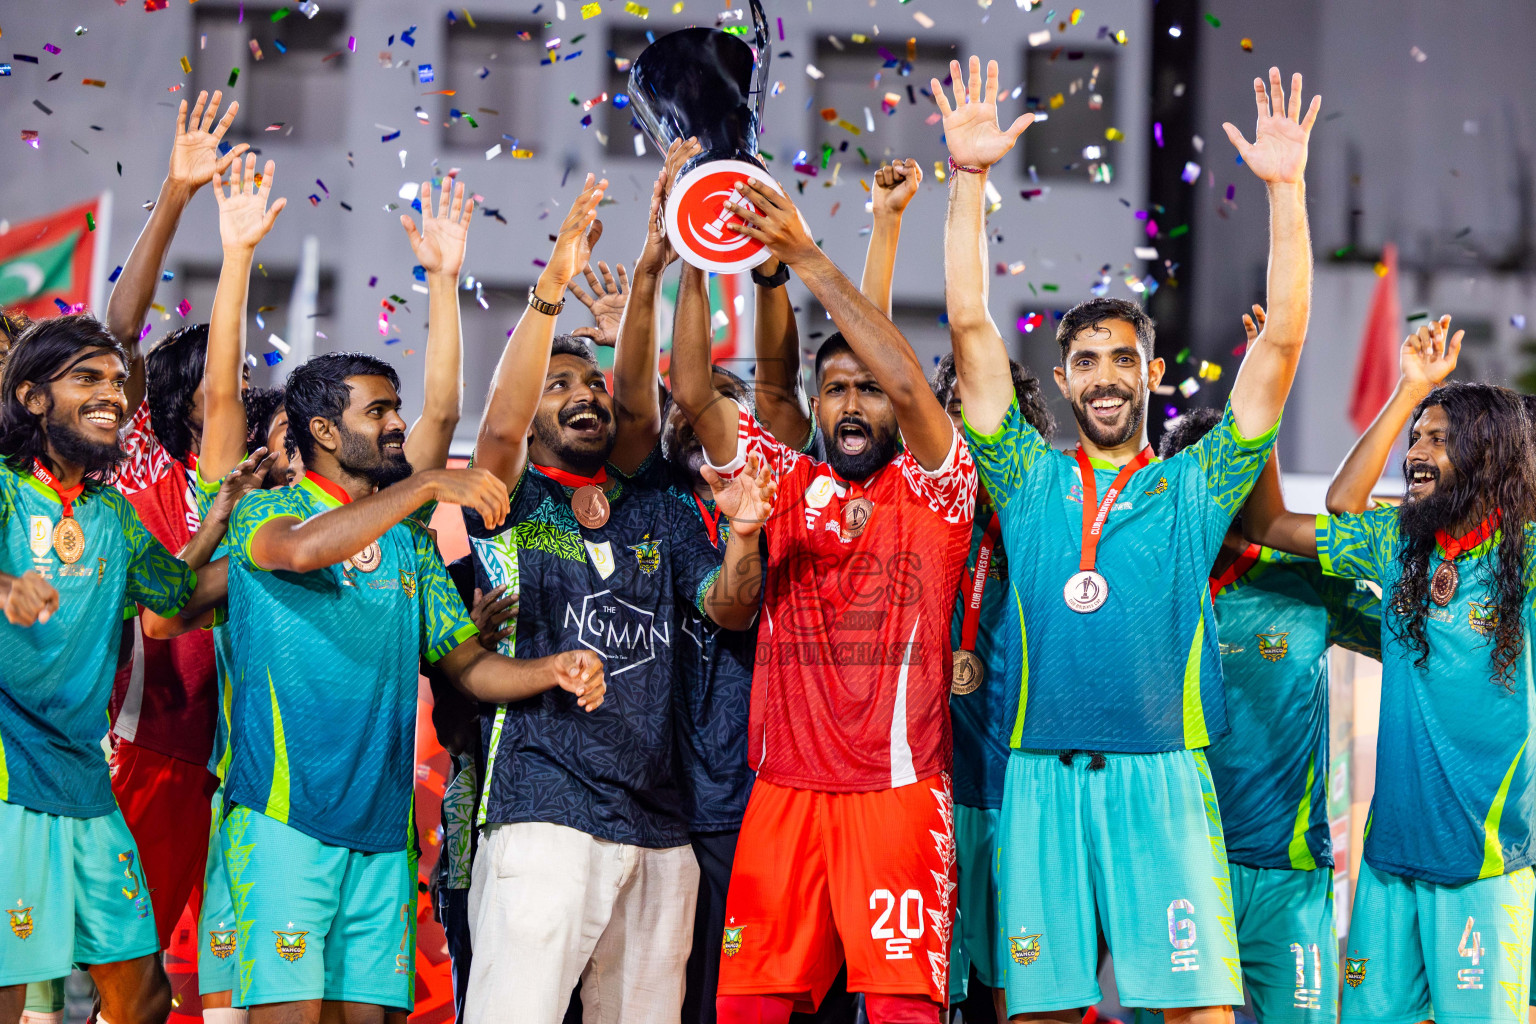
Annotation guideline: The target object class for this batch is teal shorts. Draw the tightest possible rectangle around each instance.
[222,805,416,1010]
[951,804,1002,997]
[1342,858,1533,1024]
[199,789,239,996]
[0,798,159,986]
[1231,863,1337,1022]
[997,749,1242,1014]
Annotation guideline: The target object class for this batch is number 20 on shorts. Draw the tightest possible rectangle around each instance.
[870,889,925,960]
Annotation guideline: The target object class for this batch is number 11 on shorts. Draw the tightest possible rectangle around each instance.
[870,889,925,960]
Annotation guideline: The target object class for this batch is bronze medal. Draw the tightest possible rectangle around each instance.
[573,484,611,529]
[842,497,874,538]
[53,516,85,565]
[951,649,984,695]
[1430,559,1459,607]
[349,540,382,574]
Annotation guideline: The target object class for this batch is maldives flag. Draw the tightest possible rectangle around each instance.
[0,194,112,320]
[1347,242,1402,434]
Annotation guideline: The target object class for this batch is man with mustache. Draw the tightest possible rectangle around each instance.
[1246,317,1536,1022]
[939,56,1320,1023]
[671,157,977,1024]
[461,168,769,1024]
[0,314,235,1024]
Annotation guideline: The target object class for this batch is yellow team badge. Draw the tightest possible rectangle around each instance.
[722,926,745,957]
[8,906,34,940]
[274,930,309,962]
[1345,957,1369,988]
[1143,477,1168,496]
[400,570,417,599]
[1256,632,1290,662]
[209,930,237,959]
[1468,602,1498,637]
[1009,934,1041,965]
[631,539,662,576]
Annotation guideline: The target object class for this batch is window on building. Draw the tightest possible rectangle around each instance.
[440,17,548,154]
[1019,47,1119,182]
[192,5,350,147]
[173,262,337,389]
[810,37,959,179]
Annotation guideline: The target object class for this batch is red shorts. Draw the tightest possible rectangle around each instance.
[717,774,956,1010]
[110,740,219,947]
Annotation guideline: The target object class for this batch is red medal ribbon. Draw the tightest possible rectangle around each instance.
[534,464,608,489]
[305,470,355,505]
[1074,446,1153,572]
[32,458,86,518]
[959,512,1001,653]
[693,493,723,548]
[1208,543,1263,600]
[1435,509,1499,560]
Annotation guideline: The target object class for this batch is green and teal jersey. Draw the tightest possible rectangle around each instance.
[1317,508,1536,884]
[963,399,1277,752]
[1207,547,1381,870]
[222,473,477,853]
[192,470,236,783]
[0,461,194,816]
[949,509,1018,809]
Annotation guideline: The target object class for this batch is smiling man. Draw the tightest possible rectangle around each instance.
[1245,316,1536,1023]
[938,57,1320,1023]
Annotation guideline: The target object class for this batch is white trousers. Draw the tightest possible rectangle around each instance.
[465,821,700,1024]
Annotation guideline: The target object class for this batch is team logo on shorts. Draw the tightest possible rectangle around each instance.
[7,906,33,940]
[1344,957,1369,987]
[1009,934,1041,965]
[208,930,237,959]
[722,926,745,957]
[274,930,309,962]
[630,540,662,576]
[1256,632,1290,661]
[1468,602,1499,637]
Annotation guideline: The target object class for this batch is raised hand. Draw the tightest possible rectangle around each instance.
[543,174,608,289]
[1400,315,1462,389]
[213,153,286,252]
[932,56,1035,170]
[725,179,818,267]
[636,158,686,275]
[471,583,519,651]
[703,454,777,538]
[4,571,59,627]
[1222,68,1321,185]
[1241,304,1266,346]
[207,447,278,522]
[170,89,248,192]
[402,178,475,279]
[547,649,606,711]
[872,159,923,217]
[569,261,629,348]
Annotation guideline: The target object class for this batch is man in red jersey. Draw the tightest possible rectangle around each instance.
[670,181,976,1024]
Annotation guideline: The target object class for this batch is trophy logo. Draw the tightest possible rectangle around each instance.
[630,0,781,273]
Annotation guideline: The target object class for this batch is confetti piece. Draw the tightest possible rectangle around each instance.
[263,351,283,366]
[176,299,191,317]
[298,0,320,16]
[1410,46,1427,62]
[82,78,105,87]
[1029,29,1051,46]
[581,1,601,17]
[109,266,123,283]
[1105,127,1124,141]
[1177,377,1200,397]
[0,66,10,77]
[487,143,502,159]
[348,35,357,51]
[1513,315,1527,330]
[1180,161,1200,184]
[633,133,645,156]
[75,26,87,36]
[44,44,60,55]
[228,67,240,87]
[1204,12,1220,27]
[418,63,434,83]
[1134,246,1158,260]
[381,130,400,142]
[1240,38,1253,51]
[265,122,285,131]
[268,333,290,355]
[270,7,289,20]
[1225,183,1236,201]
[161,270,175,281]
[33,100,52,115]
[624,1,650,16]
[85,212,95,231]
[249,39,263,60]
[913,11,934,28]
[806,63,824,80]
[13,54,37,63]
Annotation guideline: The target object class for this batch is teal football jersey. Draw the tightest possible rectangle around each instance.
[1318,508,1536,884]
[222,474,477,852]
[0,462,194,816]
[949,508,1018,809]
[1207,548,1381,870]
[963,399,1277,752]
[192,470,235,782]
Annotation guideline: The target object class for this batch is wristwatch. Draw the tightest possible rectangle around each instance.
[751,262,791,289]
[527,286,565,316]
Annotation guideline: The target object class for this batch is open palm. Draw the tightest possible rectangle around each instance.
[705,455,776,537]
[1400,315,1462,387]
[170,89,246,190]
[933,57,1034,170]
[402,178,474,277]
[1223,68,1321,184]
[214,153,285,251]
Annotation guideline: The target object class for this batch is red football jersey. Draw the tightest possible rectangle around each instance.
[113,404,177,496]
[713,406,976,791]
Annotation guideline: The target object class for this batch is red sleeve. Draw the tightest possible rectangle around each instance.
[895,426,977,525]
[112,405,174,496]
[703,401,800,480]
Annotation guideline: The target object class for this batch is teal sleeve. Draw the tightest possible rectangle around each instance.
[961,397,1051,511]
[0,467,13,529]
[117,493,196,617]
[227,489,303,572]
[1188,401,1280,519]
[1318,571,1384,660]
[1316,506,1397,585]
[193,464,221,519]
[415,526,478,663]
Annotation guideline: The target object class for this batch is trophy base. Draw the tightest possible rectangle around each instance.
[665,159,783,274]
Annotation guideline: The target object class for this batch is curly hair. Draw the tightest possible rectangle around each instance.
[1389,382,1536,689]
[1156,406,1223,459]
[930,351,1056,438]
[0,313,127,477]
[1055,297,1155,365]
[144,323,210,464]
[243,385,287,454]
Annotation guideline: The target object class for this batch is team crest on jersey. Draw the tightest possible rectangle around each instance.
[630,539,662,576]
[7,906,33,939]
[1144,477,1168,496]
[1468,602,1498,637]
[400,570,417,598]
[1009,934,1041,965]
[208,930,237,959]
[722,926,745,957]
[1345,957,1368,987]
[28,516,51,558]
[274,930,309,961]
[1255,632,1289,661]
[97,557,107,586]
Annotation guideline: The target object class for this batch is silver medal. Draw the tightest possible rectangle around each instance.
[1063,569,1108,613]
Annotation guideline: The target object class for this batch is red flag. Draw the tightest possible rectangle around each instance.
[0,194,110,321]
[1348,242,1402,434]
